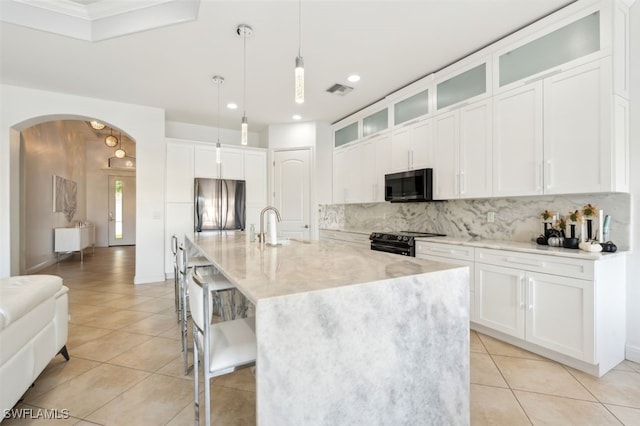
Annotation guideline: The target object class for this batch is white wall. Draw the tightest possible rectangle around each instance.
[626,0,640,364]
[0,84,165,284]
[21,122,88,272]
[314,122,333,205]
[165,120,264,148]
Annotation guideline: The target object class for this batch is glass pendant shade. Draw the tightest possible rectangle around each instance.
[216,142,221,164]
[115,148,126,159]
[105,133,118,147]
[295,56,304,104]
[90,120,105,130]
[241,116,248,146]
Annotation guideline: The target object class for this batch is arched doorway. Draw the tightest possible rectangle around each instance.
[19,118,136,273]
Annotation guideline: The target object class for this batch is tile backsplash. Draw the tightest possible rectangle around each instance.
[319,193,631,250]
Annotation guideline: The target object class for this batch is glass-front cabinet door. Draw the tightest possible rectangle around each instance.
[362,108,388,137]
[436,61,489,112]
[498,11,600,89]
[394,89,429,126]
[334,122,359,147]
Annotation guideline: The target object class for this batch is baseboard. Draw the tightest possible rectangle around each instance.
[25,255,69,274]
[626,343,640,363]
[134,274,167,285]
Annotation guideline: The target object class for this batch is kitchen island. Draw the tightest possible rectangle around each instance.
[187,231,470,426]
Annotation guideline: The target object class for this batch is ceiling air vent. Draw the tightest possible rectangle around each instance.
[326,83,354,96]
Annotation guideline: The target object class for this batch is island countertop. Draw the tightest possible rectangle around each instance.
[187,231,463,303]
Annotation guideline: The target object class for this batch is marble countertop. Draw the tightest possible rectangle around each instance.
[187,231,464,303]
[415,236,628,260]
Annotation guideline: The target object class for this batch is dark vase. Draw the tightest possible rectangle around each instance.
[586,219,593,240]
[570,224,576,239]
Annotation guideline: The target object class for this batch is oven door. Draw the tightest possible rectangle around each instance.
[370,241,413,256]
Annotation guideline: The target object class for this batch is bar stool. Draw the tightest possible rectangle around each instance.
[189,269,256,426]
[177,244,236,375]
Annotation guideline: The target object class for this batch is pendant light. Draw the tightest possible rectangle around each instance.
[90,120,105,130]
[114,132,126,158]
[104,128,118,147]
[237,24,252,146]
[212,75,224,164]
[294,0,304,104]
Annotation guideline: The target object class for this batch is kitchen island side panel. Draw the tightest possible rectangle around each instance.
[255,267,470,426]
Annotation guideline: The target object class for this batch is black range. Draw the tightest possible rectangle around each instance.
[369,231,446,257]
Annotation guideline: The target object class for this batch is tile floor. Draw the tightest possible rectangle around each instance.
[5,246,640,425]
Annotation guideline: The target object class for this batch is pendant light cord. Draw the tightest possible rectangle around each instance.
[298,0,302,57]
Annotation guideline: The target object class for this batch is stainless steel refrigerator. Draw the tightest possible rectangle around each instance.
[194,178,246,232]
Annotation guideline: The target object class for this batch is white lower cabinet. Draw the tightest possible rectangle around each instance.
[473,247,625,377]
[474,263,594,362]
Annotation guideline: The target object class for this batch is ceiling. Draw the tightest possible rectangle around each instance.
[0,0,575,133]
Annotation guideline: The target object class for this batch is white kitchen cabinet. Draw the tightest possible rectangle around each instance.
[543,58,612,194]
[362,108,388,138]
[415,241,475,321]
[194,145,245,180]
[393,89,430,126]
[244,149,268,228]
[435,58,491,113]
[166,141,194,203]
[493,83,544,197]
[334,121,359,148]
[474,262,594,362]
[333,134,390,204]
[433,99,492,200]
[473,247,625,376]
[391,117,434,173]
[493,58,628,196]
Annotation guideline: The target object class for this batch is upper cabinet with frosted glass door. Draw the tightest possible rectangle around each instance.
[433,56,493,200]
[492,0,630,196]
[390,76,435,173]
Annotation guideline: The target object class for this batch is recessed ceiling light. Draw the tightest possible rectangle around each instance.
[347,74,360,83]
[227,102,238,110]
[292,114,301,120]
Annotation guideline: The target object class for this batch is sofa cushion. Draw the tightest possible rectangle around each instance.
[0,275,63,331]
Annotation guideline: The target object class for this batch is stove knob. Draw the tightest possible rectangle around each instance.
[395,235,401,241]
[375,233,382,239]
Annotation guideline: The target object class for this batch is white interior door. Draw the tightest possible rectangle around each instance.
[273,149,310,240]
[108,175,136,246]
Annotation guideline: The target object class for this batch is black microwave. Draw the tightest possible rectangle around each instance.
[385,168,433,202]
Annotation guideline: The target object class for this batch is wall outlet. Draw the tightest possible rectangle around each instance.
[487,212,496,223]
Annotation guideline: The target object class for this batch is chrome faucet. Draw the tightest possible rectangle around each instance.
[258,206,282,243]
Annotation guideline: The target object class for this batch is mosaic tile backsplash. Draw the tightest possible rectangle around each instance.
[319,193,631,250]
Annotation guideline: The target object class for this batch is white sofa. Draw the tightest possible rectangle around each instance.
[0,275,69,418]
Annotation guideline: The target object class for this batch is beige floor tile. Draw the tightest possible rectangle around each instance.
[71,330,151,362]
[207,385,256,426]
[66,324,114,348]
[470,384,530,426]
[471,353,508,388]
[73,421,104,425]
[514,390,622,425]
[605,404,640,425]
[107,336,182,372]
[66,290,123,306]
[613,360,640,374]
[212,368,256,393]
[493,355,595,401]
[84,374,193,426]
[26,364,150,418]
[127,296,176,314]
[477,334,546,361]
[122,312,178,336]
[470,330,487,353]
[156,353,194,378]
[570,369,640,408]
[82,309,155,330]
[68,304,114,325]
[23,357,101,400]
[94,294,157,310]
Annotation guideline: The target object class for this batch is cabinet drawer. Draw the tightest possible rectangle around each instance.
[415,241,475,262]
[475,248,593,280]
